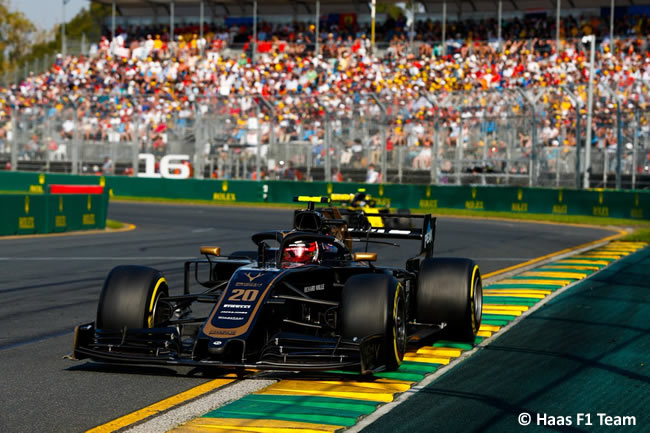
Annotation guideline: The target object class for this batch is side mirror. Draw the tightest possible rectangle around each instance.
[353,252,377,262]
[200,246,221,257]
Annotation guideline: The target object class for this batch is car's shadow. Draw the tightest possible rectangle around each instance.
[65,361,245,379]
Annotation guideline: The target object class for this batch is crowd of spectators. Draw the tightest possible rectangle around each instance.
[0,12,649,180]
[106,12,650,49]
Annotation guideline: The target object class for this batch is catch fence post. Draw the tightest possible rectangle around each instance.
[325,117,332,182]
[194,110,204,179]
[456,116,463,185]
[369,93,387,183]
[255,105,261,181]
[71,109,79,174]
[431,120,439,185]
[132,116,140,176]
[632,109,639,189]
[10,112,17,171]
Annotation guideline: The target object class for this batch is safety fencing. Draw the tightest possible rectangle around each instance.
[2,84,650,189]
[2,171,648,222]
[0,172,109,235]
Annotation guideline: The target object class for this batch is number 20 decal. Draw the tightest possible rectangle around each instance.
[228,289,259,302]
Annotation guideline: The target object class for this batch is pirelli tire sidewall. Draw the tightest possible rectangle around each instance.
[341,274,406,370]
[416,258,482,342]
[96,265,169,330]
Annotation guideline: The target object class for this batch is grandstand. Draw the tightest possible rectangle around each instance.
[0,0,649,188]
[91,1,646,53]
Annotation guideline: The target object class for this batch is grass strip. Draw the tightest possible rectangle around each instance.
[411,206,650,228]
[111,195,650,229]
[113,195,298,209]
[105,219,125,229]
[620,228,650,242]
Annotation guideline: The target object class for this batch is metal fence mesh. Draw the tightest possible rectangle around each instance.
[2,85,650,188]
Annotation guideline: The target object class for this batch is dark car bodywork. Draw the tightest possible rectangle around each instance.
[72,199,442,374]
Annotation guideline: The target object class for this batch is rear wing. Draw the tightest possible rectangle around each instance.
[330,193,355,203]
[348,213,436,258]
[330,189,370,204]
[292,196,435,257]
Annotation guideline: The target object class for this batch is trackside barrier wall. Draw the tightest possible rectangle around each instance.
[0,172,648,221]
[0,173,109,235]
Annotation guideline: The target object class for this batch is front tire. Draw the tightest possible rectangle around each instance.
[341,274,406,370]
[96,265,170,329]
[416,258,482,342]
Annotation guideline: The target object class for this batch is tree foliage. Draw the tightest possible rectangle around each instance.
[0,0,36,73]
[377,2,407,20]
[1,1,111,76]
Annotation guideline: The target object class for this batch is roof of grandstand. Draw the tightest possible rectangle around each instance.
[92,0,638,16]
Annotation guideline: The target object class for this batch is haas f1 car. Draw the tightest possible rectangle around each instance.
[71,197,483,374]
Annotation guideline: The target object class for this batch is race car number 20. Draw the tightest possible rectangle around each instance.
[228,289,260,302]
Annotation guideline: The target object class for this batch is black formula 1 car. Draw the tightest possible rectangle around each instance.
[71,197,482,374]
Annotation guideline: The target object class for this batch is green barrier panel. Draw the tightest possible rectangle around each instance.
[0,172,109,235]
[107,177,262,203]
[0,172,47,194]
[416,185,649,220]
[0,192,108,235]
[255,182,650,220]
[46,193,108,232]
[1,172,648,221]
[0,171,108,194]
[0,194,48,235]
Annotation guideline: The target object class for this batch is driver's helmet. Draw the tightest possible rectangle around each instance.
[282,241,319,268]
[352,192,367,207]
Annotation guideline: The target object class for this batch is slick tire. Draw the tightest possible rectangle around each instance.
[341,274,406,370]
[96,265,169,329]
[416,258,482,342]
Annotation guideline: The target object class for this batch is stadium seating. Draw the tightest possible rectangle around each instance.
[1,13,649,183]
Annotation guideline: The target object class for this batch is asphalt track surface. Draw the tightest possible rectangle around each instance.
[0,201,615,433]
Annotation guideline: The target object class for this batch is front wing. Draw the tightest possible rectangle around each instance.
[71,323,387,374]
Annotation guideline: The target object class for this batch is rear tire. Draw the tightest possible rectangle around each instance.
[416,258,482,342]
[341,274,406,370]
[96,265,169,329]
